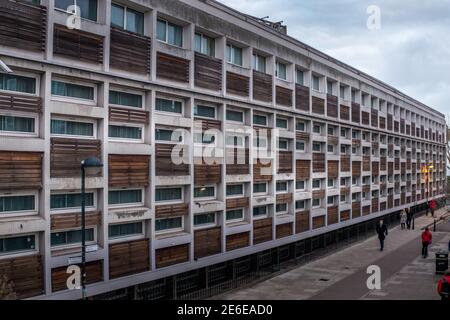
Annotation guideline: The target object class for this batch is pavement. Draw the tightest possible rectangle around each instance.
[215,208,450,300]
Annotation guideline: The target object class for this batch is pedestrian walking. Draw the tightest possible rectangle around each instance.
[421,227,432,258]
[406,207,412,230]
[429,199,436,217]
[400,209,407,230]
[376,219,388,251]
[437,271,450,301]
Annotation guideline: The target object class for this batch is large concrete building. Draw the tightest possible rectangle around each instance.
[0,0,446,299]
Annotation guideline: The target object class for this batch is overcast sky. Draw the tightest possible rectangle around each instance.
[219,0,450,118]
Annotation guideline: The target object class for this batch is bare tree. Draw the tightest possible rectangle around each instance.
[0,274,17,300]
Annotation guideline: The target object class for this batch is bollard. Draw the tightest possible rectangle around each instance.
[412,217,415,230]
[434,219,436,232]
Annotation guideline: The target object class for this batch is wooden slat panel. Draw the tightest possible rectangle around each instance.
[327,94,338,118]
[295,210,310,233]
[155,203,188,219]
[51,211,101,230]
[253,217,273,244]
[361,111,370,125]
[50,138,101,178]
[276,192,293,204]
[380,156,387,171]
[53,24,103,64]
[312,189,325,199]
[341,155,350,172]
[327,206,338,225]
[109,154,149,188]
[276,222,293,239]
[312,215,325,229]
[0,91,42,113]
[226,232,250,251]
[372,161,379,176]
[387,114,393,131]
[226,197,249,210]
[352,202,361,218]
[52,260,102,292]
[0,0,46,52]
[295,84,309,111]
[156,52,189,83]
[277,150,293,173]
[109,239,149,278]
[226,147,249,175]
[372,197,379,213]
[110,27,151,74]
[194,52,222,91]
[362,205,371,216]
[352,161,361,177]
[194,118,221,131]
[312,152,325,173]
[311,96,324,115]
[155,143,189,176]
[226,71,249,97]
[109,106,149,125]
[194,161,221,185]
[252,70,272,102]
[253,159,272,182]
[276,86,292,107]
[328,160,339,178]
[296,160,310,179]
[0,151,42,190]
[155,243,189,269]
[371,109,378,127]
[340,209,350,222]
[296,131,310,141]
[340,104,350,120]
[194,226,221,259]
[0,254,44,298]
[379,116,386,129]
[380,202,387,211]
[351,102,360,123]
[362,156,371,171]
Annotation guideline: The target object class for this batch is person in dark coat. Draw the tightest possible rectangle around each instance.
[376,219,388,251]
[405,208,413,230]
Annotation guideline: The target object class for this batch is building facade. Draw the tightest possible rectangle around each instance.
[0,0,446,299]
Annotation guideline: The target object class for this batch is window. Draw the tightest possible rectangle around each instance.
[0,234,36,255]
[226,135,244,147]
[50,193,94,210]
[296,121,305,131]
[296,70,304,85]
[253,114,267,126]
[194,104,216,119]
[194,186,215,199]
[340,178,347,186]
[277,139,288,150]
[295,200,305,210]
[340,145,347,154]
[55,0,97,21]
[275,62,287,80]
[155,187,182,203]
[155,128,183,142]
[226,184,244,197]
[327,81,333,95]
[327,196,334,205]
[352,177,358,186]
[109,90,142,108]
[253,206,267,217]
[51,119,94,137]
[0,195,35,214]
[0,115,35,134]
[340,85,345,99]
[276,181,288,192]
[341,128,347,138]
[226,209,244,222]
[312,179,321,189]
[327,144,334,153]
[194,132,216,145]
[312,142,321,152]
[109,222,142,239]
[351,90,356,102]
[155,217,183,232]
[0,73,36,94]
[352,193,359,202]
[195,33,215,57]
[51,80,94,101]
[155,98,182,114]
[194,212,216,227]
[109,124,142,140]
[312,198,321,208]
[156,19,182,47]
[111,3,144,35]
[296,141,305,151]
[252,54,266,73]
[253,183,267,194]
[327,179,334,188]
[108,189,142,206]
[328,127,335,136]
[226,110,243,122]
[51,228,94,247]
[276,203,287,214]
[226,44,243,66]
[276,118,288,129]
[313,124,321,134]
[340,194,346,203]
[296,180,305,190]
[312,75,320,91]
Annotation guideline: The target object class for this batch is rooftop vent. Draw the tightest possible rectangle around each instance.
[247,15,287,35]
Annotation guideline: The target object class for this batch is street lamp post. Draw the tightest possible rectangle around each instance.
[80,156,103,300]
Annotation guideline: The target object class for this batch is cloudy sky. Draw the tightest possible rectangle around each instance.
[219,0,450,118]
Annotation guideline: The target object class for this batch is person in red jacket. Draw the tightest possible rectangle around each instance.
[429,199,436,217]
[421,227,432,258]
[437,271,450,300]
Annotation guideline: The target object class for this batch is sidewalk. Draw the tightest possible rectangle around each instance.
[216,208,449,300]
